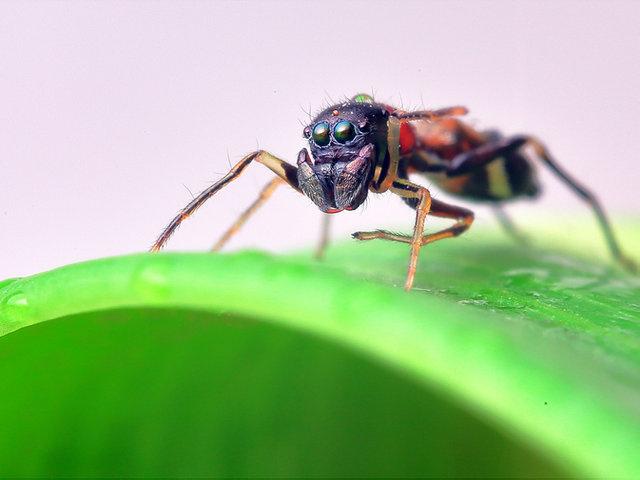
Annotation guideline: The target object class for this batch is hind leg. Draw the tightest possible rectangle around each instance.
[492,204,529,245]
[524,136,637,272]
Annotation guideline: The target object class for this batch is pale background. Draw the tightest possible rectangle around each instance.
[1,0,639,279]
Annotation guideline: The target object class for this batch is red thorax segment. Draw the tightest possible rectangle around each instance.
[399,122,416,155]
[383,104,416,155]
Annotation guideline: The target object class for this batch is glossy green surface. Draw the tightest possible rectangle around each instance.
[0,221,638,477]
[334,120,356,143]
[353,93,375,104]
[312,121,330,146]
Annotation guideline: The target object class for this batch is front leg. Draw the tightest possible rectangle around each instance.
[151,150,300,252]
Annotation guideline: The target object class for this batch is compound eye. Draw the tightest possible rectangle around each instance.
[334,121,356,143]
[312,122,330,146]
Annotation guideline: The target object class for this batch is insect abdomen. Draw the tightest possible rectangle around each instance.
[428,152,540,202]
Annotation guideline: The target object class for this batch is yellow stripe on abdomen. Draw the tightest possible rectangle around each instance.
[486,157,512,199]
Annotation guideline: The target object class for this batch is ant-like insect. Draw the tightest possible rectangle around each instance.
[151,93,636,290]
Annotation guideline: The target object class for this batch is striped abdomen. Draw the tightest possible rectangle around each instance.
[419,151,541,202]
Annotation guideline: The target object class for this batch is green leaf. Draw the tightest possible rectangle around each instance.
[0,221,638,477]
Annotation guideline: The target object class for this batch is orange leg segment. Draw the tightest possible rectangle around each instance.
[353,192,474,290]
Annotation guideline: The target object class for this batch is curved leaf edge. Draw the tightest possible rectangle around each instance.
[0,251,638,477]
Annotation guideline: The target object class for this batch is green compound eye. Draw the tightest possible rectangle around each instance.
[333,121,356,143]
[312,122,330,146]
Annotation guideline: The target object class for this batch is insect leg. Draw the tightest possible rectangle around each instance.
[211,176,285,252]
[525,137,637,272]
[492,205,529,245]
[393,106,469,121]
[445,136,528,177]
[150,150,299,252]
[314,214,332,260]
[374,178,432,291]
[353,198,474,247]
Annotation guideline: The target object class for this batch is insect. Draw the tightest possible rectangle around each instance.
[150,93,636,290]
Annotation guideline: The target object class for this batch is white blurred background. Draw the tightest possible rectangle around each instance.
[1,0,639,278]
